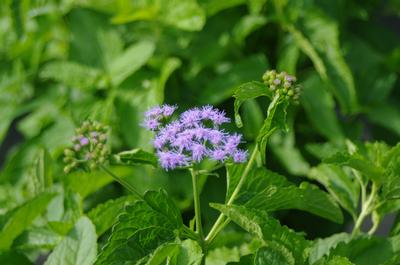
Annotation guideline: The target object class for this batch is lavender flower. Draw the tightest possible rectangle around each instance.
[144,105,248,170]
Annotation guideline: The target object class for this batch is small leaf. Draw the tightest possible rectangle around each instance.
[309,233,351,264]
[44,217,97,265]
[113,148,159,167]
[0,192,55,250]
[254,245,295,265]
[13,227,62,251]
[233,81,272,128]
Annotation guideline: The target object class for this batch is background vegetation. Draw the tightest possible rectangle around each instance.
[0,0,400,264]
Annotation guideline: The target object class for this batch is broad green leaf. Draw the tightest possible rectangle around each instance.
[40,61,102,90]
[309,233,351,264]
[0,250,33,265]
[13,227,62,251]
[233,81,272,128]
[308,164,359,219]
[170,239,203,265]
[0,192,55,250]
[88,195,138,236]
[301,74,344,143]
[112,149,158,167]
[382,144,400,200]
[244,182,343,223]
[109,40,156,86]
[254,245,295,265]
[199,55,269,105]
[206,246,241,265]
[95,189,183,265]
[44,217,97,265]
[146,243,180,265]
[211,204,310,264]
[227,254,254,265]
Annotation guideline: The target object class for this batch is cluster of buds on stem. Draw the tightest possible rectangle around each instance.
[63,120,109,173]
[262,70,301,102]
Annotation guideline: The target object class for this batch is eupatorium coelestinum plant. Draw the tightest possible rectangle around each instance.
[58,69,400,265]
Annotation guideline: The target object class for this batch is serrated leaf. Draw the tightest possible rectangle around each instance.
[314,255,354,265]
[244,183,343,224]
[87,195,138,236]
[254,245,295,265]
[0,192,55,250]
[44,217,97,265]
[211,204,310,264]
[113,149,158,167]
[309,233,351,264]
[232,167,343,223]
[233,81,272,128]
[95,189,183,265]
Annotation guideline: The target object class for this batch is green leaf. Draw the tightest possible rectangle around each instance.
[277,34,300,75]
[233,14,268,44]
[367,103,400,137]
[329,234,400,265]
[95,189,183,265]
[308,164,359,219]
[0,192,55,250]
[31,148,53,195]
[112,0,205,31]
[254,245,295,265]
[244,182,343,223]
[109,40,156,86]
[199,55,269,105]
[0,250,33,265]
[324,151,384,183]
[12,227,62,251]
[206,246,241,265]
[201,0,246,16]
[288,11,358,113]
[87,195,138,236]
[309,233,351,264]
[113,148,159,167]
[301,74,344,143]
[314,255,354,265]
[40,61,102,90]
[44,217,97,265]
[169,239,203,265]
[211,204,310,264]
[233,81,272,128]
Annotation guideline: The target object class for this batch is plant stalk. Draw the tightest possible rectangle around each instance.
[100,165,142,198]
[205,145,259,243]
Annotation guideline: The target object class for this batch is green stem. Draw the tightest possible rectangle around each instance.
[352,183,378,236]
[190,168,204,239]
[100,165,142,198]
[205,145,259,243]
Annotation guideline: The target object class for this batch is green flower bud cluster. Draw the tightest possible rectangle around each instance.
[63,120,109,173]
[262,70,301,102]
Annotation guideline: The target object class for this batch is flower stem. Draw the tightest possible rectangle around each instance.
[100,165,142,198]
[190,168,204,239]
[352,183,378,236]
[205,145,259,243]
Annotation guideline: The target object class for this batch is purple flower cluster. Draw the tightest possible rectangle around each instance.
[143,105,248,170]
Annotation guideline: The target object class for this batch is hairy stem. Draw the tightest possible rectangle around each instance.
[100,165,142,198]
[205,145,259,243]
[190,168,204,239]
